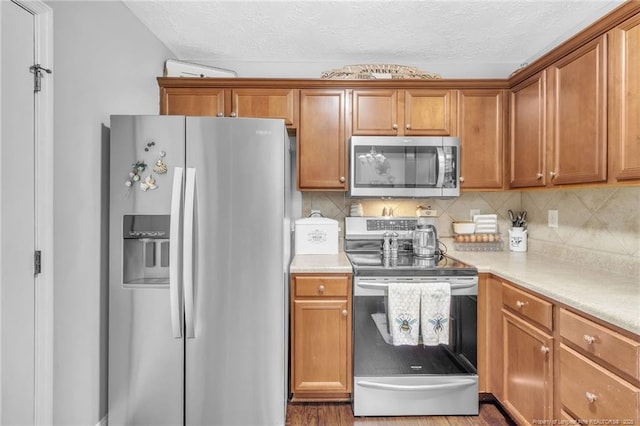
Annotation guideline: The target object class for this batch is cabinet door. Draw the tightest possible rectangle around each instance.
[404,89,456,136]
[160,87,225,116]
[231,88,298,127]
[298,89,347,190]
[457,89,505,189]
[291,299,351,394]
[502,310,554,424]
[352,89,399,135]
[480,276,504,398]
[548,35,607,185]
[608,14,640,182]
[510,72,547,188]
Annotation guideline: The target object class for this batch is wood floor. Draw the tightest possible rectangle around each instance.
[286,402,516,425]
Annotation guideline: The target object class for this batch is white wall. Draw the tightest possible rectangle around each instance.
[47,2,172,424]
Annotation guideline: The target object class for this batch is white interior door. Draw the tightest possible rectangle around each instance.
[1,1,37,423]
[0,1,53,424]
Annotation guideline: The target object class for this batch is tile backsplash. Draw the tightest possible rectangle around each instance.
[301,187,640,276]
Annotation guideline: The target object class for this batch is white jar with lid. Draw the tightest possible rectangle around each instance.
[294,216,339,255]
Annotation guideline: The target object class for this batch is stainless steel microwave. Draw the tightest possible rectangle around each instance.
[349,136,460,198]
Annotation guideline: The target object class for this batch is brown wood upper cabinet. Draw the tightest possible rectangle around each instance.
[509,36,608,188]
[352,89,456,136]
[160,86,298,128]
[230,88,298,126]
[298,89,347,190]
[161,87,226,117]
[608,13,640,183]
[546,35,608,186]
[457,89,506,190]
[510,72,547,188]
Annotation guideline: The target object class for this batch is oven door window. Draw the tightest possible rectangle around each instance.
[353,294,477,377]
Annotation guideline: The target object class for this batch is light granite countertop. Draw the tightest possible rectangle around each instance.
[290,245,640,336]
[290,252,353,274]
[443,240,640,336]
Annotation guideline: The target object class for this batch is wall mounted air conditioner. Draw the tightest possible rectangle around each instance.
[163,59,237,78]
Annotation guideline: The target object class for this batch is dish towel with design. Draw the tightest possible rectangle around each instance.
[387,283,421,346]
[420,282,451,346]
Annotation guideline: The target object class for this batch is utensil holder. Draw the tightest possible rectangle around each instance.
[508,227,527,252]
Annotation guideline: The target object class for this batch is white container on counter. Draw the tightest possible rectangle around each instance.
[508,227,528,252]
[295,216,339,255]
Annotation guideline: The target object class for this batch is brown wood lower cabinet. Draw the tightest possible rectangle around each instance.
[290,273,352,401]
[483,278,640,425]
[559,308,640,423]
[502,309,554,424]
[560,345,640,422]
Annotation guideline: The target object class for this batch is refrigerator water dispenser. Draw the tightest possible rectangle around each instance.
[122,215,170,287]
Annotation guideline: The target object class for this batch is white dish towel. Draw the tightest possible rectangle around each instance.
[387,283,421,346]
[421,282,451,346]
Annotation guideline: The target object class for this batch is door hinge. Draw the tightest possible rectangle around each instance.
[34,250,42,275]
[29,64,52,93]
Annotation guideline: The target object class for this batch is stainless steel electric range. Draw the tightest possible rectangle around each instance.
[344,217,479,417]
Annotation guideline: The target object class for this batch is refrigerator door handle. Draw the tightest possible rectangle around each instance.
[169,167,184,338]
[184,167,197,338]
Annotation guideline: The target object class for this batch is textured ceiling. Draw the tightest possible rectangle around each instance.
[122,0,625,78]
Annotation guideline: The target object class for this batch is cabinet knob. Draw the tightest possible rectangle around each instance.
[405,124,411,130]
[583,334,596,345]
[459,176,465,183]
[585,392,597,404]
[536,173,543,179]
[549,171,557,179]
[540,345,550,354]
[216,112,224,117]
[516,300,526,309]
[318,285,325,293]
[342,309,348,317]
[230,112,237,117]
[392,124,398,130]
[339,176,346,183]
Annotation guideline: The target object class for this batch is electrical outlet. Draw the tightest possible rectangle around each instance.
[470,209,480,220]
[548,210,559,228]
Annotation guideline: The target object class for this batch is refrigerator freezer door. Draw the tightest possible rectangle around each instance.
[184,117,287,426]
[108,115,186,425]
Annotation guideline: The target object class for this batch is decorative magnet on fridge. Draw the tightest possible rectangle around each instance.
[140,175,158,192]
[153,151,168,174]
[125,161,147,187]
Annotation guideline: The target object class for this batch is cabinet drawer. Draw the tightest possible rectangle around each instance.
[502,283,553,331]
[560,344,640,421]
[295,276,349,297]
[560,308,640,381]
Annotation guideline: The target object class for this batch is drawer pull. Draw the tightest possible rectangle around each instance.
[585,392,597,404]
[540,345,550,354]
[516,300,527,309]
[583,334,596,345]
[342,309,348,317]
[318,285,325,293]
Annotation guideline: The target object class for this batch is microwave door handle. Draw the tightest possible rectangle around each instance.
[436,147,445,187]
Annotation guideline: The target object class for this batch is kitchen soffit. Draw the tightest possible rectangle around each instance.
[122,0,625,79]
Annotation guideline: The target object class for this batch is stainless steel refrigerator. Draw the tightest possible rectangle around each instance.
[108,115,290,425]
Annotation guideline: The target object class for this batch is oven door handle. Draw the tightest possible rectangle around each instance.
[357,379,476,392]
[356,282,476,291]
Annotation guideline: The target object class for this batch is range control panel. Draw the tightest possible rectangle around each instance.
[366,219,417,232]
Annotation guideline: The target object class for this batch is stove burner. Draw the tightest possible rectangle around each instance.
[345,252,477,277]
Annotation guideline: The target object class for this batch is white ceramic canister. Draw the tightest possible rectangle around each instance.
[508,227,528,252]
